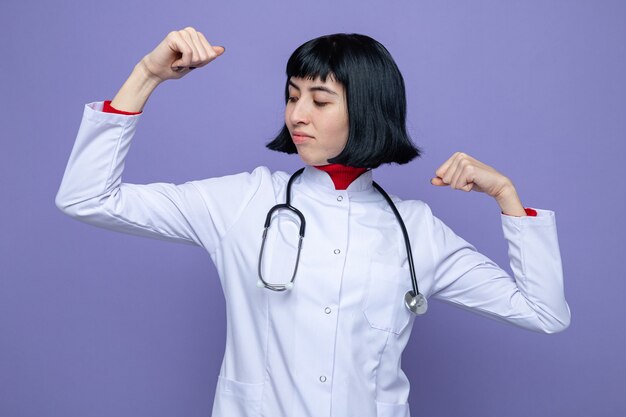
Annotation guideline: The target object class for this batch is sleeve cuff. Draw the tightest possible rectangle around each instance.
[103,100,143,115]
[524,207,537,217]
[502,207,538,217]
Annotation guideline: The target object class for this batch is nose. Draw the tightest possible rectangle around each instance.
[288,99,310,126]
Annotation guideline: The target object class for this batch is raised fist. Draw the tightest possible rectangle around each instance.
[141,27,225,82]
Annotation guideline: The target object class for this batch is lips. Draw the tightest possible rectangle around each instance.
[292,131,313,144]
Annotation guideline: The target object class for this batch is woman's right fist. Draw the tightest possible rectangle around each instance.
[141,27,225,82]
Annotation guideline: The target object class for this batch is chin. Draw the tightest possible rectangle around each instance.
[297,154,326,166]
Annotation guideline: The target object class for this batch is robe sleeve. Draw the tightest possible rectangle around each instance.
[55,101,267,254]
[423,203,571,333]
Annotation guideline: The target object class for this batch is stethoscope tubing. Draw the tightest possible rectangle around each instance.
[257,168,427,315]
[371,181,421,306]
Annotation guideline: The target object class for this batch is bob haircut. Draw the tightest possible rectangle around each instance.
[266,33,421,168]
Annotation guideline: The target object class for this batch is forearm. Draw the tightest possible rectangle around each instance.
[56,103,140,214]
[110,59,162,113]
[500,210,571,332]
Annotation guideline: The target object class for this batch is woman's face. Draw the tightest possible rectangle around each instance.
[285,76,349,166]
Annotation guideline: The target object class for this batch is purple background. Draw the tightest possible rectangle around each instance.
[1,1,624,416]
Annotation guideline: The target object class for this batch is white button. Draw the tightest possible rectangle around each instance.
[333,249,341,254]
[337,195,343,202]
[324,307,332,314]
[319,375,327,383]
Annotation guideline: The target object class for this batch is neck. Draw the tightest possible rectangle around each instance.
[313,163,368,190]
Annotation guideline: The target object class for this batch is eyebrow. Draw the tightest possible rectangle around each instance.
[288,79,338,96]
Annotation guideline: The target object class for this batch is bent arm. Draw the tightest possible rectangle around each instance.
[55,102,207,247]
[425,206,571,334]
[56,28,238,249]
[55,102,267,252]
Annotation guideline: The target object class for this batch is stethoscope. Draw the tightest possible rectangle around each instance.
[256,168,428,315]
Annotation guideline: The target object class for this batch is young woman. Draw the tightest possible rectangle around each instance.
[56,27,570,417]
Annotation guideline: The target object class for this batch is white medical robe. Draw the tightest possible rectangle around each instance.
[56,102,571,417]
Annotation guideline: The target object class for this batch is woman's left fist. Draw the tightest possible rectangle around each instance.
[431,152,513,199]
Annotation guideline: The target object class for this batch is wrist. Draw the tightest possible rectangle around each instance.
[110,61,162,113]
[137,58,166,86]
[495,182,526,216]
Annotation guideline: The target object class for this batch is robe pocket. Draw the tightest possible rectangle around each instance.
[363,261,413,335]
[376,400,410,417]
[212,375,265,417]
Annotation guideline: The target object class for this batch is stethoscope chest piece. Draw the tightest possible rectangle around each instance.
[405,290,428,315]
